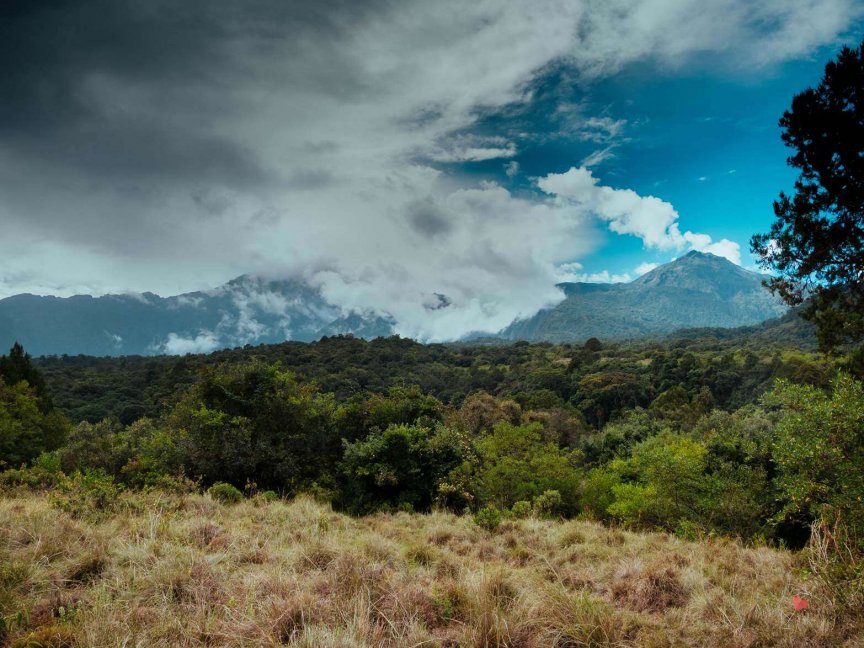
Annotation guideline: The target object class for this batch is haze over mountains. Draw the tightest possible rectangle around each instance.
[0,252,786,356]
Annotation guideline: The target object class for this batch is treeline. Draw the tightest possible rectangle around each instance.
[3,344,863,557]
[35,334,839,425]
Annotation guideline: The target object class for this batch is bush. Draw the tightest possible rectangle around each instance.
[50,470,121,520]
[259,490,280,502]
[0,452,66,491]
[768,374,864,545]
[475,423,582,514]
[533,489,563,518]
[510,500,532,519]
[207,482,243,504]
[473,506,502,532]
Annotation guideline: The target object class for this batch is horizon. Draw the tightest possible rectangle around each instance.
[1,1,861,340]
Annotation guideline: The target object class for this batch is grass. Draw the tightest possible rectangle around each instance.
[0,491,860,647]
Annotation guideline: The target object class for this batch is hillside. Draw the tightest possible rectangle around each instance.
[0,491,849,648]
[502,251,787,342]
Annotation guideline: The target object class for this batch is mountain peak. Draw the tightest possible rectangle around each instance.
[632,250,751,291]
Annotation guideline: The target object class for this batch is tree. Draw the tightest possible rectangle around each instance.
[0,380,68,467]
[767,374,864,545]
[0,342,51,410]
[167,362,339,491]
[339,423,468,513]
[752,42,864,352]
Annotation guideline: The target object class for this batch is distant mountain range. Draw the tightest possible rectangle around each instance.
[0,251,790,356]
[0,275,394,357]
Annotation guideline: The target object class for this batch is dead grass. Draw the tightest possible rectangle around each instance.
[0,492,860,647]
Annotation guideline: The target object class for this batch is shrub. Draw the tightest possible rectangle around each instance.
[259,490,280,502]
[510,500,532,519]
[207,482,243,504]
[0,452,66,491]
[533,489,563,518]
[475,422,582,514]
[339,423,469,514]
[768,374,864,545]
[50,470,121,520]
[473,506,502,532]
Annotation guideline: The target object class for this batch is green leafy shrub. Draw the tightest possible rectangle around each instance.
[473,506,502,532]
[768,374,864,545]
[533,489,563,518]
[207,482,243,504]
[50,470,121,520]
[339,423,469,514]
[510,500,532,519]
[475,423,582,514]
[259,490,279,502]
[0,452,66,491]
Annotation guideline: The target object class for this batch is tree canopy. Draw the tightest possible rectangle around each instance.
[752,41,864,352]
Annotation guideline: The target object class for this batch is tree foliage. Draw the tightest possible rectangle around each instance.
[752,41,864,351]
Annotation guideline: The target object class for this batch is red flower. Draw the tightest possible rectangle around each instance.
[792,595,809,612]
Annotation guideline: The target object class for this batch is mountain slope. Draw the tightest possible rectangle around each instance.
[0,276,393,357]
[500,251,787,342]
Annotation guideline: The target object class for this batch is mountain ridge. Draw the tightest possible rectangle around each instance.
[0,252,787,356]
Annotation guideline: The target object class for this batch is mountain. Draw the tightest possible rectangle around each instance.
[0,275,394,357]
[499,251,787,342]
[0,252,787,356]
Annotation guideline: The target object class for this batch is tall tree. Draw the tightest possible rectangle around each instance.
[751,42,864,352]
[0,342,51,410]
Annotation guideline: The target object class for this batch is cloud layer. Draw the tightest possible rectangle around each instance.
[0,0,858,339]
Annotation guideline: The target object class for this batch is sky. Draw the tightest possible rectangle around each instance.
[1,0,862,340]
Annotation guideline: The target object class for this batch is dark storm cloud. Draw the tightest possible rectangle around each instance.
[0,0,386,190]
[405,198,453,238]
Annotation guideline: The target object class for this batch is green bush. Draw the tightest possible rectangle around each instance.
[259,490,280,502]
[510,500,533,519]
[50,470,121,520]
[533,489,563,518]
[207,482,243,504]
[339,423,469,514]
[473,506,502,532]
[768,374,864,546]
[475,423,582,514]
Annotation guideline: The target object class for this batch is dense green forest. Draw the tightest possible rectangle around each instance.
[33,315,825,425]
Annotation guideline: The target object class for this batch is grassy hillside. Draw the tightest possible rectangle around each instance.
[1,490,856,648]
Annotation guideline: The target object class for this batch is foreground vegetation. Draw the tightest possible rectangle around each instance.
[2,489,860,647]
[2,337,863,645]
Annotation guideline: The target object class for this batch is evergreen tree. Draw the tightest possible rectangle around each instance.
[752,42,864,353]
[0,342,51,410]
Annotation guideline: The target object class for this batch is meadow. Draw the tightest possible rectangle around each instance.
[1,490,854,648]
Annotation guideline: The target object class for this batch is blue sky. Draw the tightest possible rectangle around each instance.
[449,42,854,281]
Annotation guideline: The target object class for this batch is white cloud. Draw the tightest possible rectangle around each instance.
[581,147,617,168]
[634,262,659,275]
[537,166,744,266]
[504,161,520,178]
[577,117,628,143]
[161,331,221,355]
[682,232,743,264]
[567,270,632,283]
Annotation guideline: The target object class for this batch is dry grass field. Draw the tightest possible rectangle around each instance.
[0,491,860,647]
